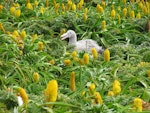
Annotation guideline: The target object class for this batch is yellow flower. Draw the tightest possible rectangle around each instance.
[83,53,89,65]
[136,13,141,19]
[60,29,66,35]
[18,87,28,104]
[26,0,30,5]
[40,7,45,14]
[118,14,121,24]
[72,3,76,11]
[34,0,38,7]
[91,48,98,59]
[148,70,150,78]
[96,4,104,13]
[38,41,44,51]
[143,6,148,15]
[70,71,76,91]
[79,59,84,65]
[138,2,143,10]
[133,98,142,112]
[73,57,79,62]
[83,13,87,21]
[89,83,95,95]
[111,9,116,18]
[101,20,106,30]
[77,0,84,10]
[84,8,88,14]
[71,50,77,58]
[122,0,126,5]
[13,30,19,37]
[44,80,58,107]
[104,49,110,62]
[67,0,72,11]
[10,6,16,15]
[15,9,21,17]
[13,3,20,8]
[107,91,114,96]
[101,1,106,8]
[112,80,121,96]
[19,50,23,55]
[20,30,26,39]
[94,92,103,105]
[0,4,3,12]
[49,60,55,65]
[130,10,135,18]
[64,59,71,66]
[54,3,60,13]
[62,3,65,12]
[33,72,40,82]
[26,3,33,10]
[123,7,127,18]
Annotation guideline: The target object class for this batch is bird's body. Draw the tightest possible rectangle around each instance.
[61,30,103,54]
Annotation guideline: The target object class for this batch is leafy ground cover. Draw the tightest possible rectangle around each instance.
[0,0,150,113]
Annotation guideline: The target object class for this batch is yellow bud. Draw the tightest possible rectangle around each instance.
[40,7,45,14]
[0,4,3,12]
[118,14,121,24]
[89,83,95,95]
[84,8,88,14]
[91,48,98,59]
[96,4,104,13]
[13,30,19,37]
[49,60,55,65]
[34,0,38,7]
[138,2,143,10]
[130,10,135,18]
[111,9,116,18]
[72,3,76,11]
[70,71,76,91]
[38,41,44,51]
[71,50,77,58]
[33,72,40,82]
[133,98,142,112]
[62,3,65,12]
[101,20,106,30]
[83,53,89,65]
[10,6,16,15]
[20,30,26,39]
[26,3,33,10]
[15,9,21,17]
[64,59,71,66]
[107,91,114,96]
[143,6,148,15]
[18,87,28,104]
[83,13,87,21]
[136,13,141,19]
[101,1,106,8]
[46,0,49,7]
[123,7,127,18]
[94,92,103,105]
[104,49,110,62]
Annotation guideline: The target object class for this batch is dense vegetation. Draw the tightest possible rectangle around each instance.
[0,0,150,113]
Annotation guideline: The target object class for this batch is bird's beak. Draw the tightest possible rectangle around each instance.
[61,32,68,40]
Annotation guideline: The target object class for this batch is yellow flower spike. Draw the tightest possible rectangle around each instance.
[0,4,3,12]
[89,83,95,95]
[133,98,142,112]
[20,30,26,40]
[18,87,28,104]
[122,0,126,5]
[13,3,20,8]
[34,0,38,7]
[104,49,110,62]
[85,8,88,14]
[91,48,98,59]
[118,14,121,24]
[71,50,77,58]
[13,30,19,37]
[40,7,45,14]
[72,3,76,11]
[49,60,55,65]
[83,53,89,65]
[46,0,49,7]
[131,0,135,4]
[73,57,79,62]
[64,59,71,66]
[19,50,23,56]
[77,1,83,10]
[107,91,114,96]
[101,20,106,30]
[112,80,121,96]
[62,3,65,12]
[70,71,76,91]
[130,10,135,18]
[94,92,103,105]
[67,0,72,11]
[54,3,60,14]
[143,6,148,15]
[60,29,66,35]
[38,41,44,51]
[15,9,21,17]
[44,80,58,107]
[96,4,104,13]
[79,59,85,65]
[123,7,127,18]
[110,9,116,18]
[26,3,33,10]
[83,13,87,21]
[138,2,143,10]
[148,70,150,78]
[136,12,141,19]
[10,6,16,15]
[33,72,40,82]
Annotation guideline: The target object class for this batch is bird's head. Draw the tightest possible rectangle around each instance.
[61,30,76,40]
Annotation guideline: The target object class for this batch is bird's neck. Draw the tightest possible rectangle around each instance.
[68,36,77,45]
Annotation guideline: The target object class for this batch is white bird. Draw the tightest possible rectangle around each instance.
[61,30,103,54]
